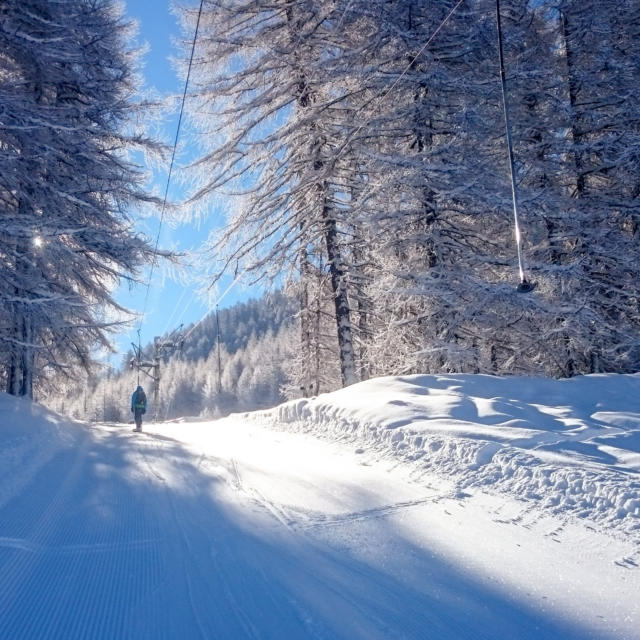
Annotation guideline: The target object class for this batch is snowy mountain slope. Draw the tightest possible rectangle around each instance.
[0,376,638,639]
[253,373,640,539]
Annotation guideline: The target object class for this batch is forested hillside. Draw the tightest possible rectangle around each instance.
[46,292,302,421]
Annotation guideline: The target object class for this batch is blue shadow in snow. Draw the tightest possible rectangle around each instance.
[0,422,610,640]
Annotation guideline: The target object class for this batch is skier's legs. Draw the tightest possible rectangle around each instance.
[135,410,142,430]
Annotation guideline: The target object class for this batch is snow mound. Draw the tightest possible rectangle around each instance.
[253,374,640,539]
[0,393,82,510]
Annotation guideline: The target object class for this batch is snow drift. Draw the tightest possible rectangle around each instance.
[253,373,640,539]
[0,393,80,511]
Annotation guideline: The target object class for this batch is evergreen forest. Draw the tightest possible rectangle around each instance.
[1,0,638,417]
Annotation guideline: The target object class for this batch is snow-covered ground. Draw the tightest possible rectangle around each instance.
[0,374,638,639]
[259,373,640,538]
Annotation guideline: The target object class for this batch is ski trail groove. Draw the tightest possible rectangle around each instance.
[300,496,440,530]
[0,425,169,639]
[136,431,211,640]
[0,430,92,634]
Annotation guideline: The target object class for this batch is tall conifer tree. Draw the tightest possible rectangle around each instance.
[0,0,161,397]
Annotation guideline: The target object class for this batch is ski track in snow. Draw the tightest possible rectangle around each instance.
[1,376,640,639]
[0,428,166,639]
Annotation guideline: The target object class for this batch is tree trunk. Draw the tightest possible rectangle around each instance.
[321,188,357,387]
[560,10,586,199]
[313,273,322,395]
[7,316,21,396]
[350,240,371,382]
[20,313,34,398]
[7,233,34,398]
[298,239,313,396]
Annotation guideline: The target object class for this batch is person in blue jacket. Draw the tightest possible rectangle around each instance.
[131,385,147,432]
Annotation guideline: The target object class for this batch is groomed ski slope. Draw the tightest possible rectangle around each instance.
[0,374,638,639]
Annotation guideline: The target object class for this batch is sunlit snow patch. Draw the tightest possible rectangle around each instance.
[252,373,640,538]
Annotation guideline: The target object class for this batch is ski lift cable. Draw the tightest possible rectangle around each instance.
[136,0,468,355]
[160,285,191,336]
[174,3,362,348]
[135,0,205,344]
[178,2,467,352]
[495,0,533,293]
[131,0,356,359]
[378,0,465,108]
[155,260,252,350]
[166,286,200,335]
[128,1,359,404]
[332,0,532,292]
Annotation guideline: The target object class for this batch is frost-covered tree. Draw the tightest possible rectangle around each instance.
[181,0,367,387]
[181,0,640,385]
[0,0,162,397]
[349,0,640,377]
[542,0,640,374]
[303,0,517,375]
[446,0,640,376]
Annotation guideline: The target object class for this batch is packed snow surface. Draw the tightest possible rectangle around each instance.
[0,373,639,639]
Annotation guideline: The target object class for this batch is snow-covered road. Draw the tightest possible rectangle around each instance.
[0,411,637,639]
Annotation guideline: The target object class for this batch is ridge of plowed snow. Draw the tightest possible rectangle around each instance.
[251,373,640,539]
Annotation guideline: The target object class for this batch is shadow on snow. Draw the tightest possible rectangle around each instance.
[0,421,603,640]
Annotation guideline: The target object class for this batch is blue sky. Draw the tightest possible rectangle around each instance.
[112,0,256,363]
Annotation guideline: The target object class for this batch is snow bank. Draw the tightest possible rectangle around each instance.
[0,392,81,509]
[251,374,640,539]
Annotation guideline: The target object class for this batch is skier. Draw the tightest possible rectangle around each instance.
[131,385,147,432]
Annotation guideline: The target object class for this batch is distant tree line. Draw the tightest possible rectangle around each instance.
[48,293,299,421]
